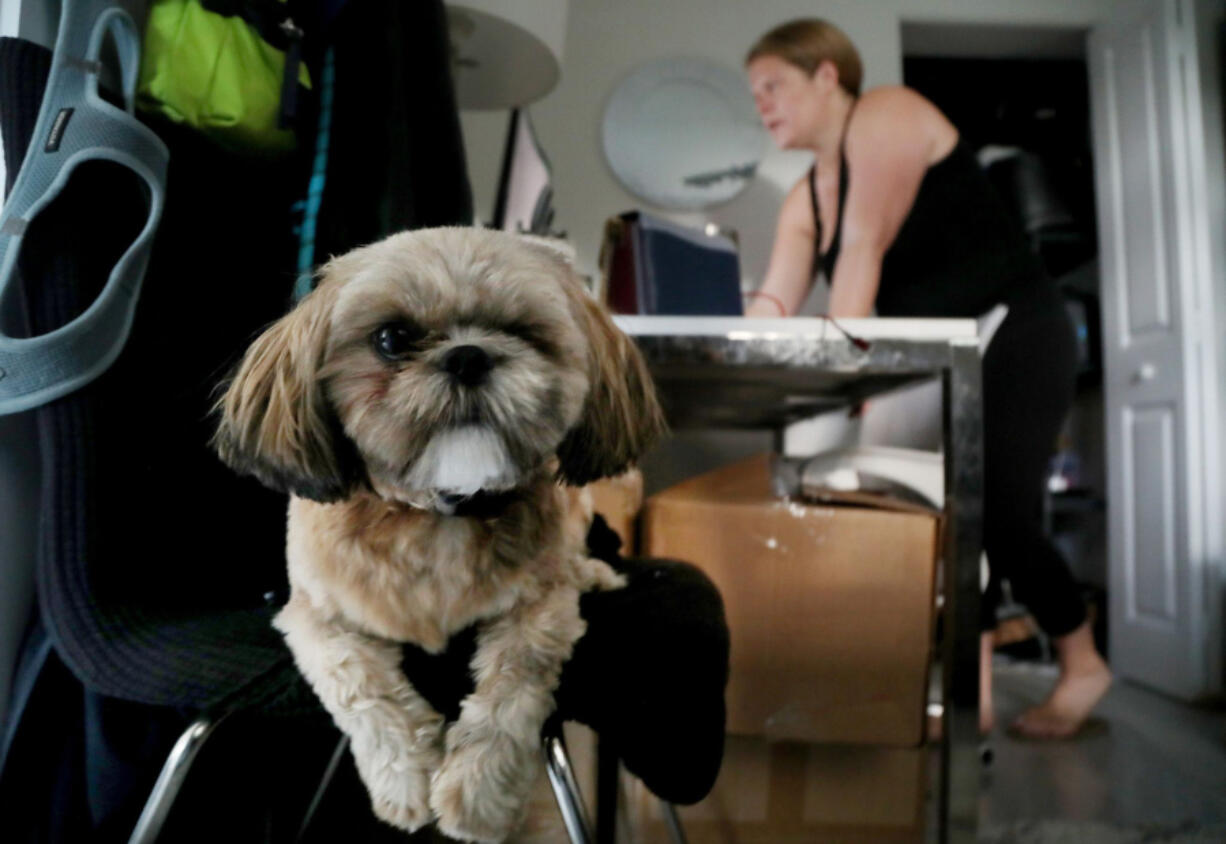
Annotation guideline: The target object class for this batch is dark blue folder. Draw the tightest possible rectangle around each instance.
[610,211,744,316]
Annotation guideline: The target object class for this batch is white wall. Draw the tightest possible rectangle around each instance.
[460,0,1127,289]
[0,0,60,46]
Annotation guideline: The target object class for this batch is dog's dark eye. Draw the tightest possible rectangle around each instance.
[505,320,558,358]
[372,322,424,361]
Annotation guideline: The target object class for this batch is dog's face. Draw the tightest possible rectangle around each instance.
[214,228,664,509]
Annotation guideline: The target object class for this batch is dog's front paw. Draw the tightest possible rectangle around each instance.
[430,728,535,843]
[371,783,432,833]
[363,753,437,833]
[351,724,443,834]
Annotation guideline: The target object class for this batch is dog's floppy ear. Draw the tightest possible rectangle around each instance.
[555,277,667,485]
[212,283,361,502]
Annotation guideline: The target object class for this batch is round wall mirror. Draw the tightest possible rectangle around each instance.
[601,57,768,210]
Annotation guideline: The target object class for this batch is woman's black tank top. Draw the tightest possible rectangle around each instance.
[810,135,1048,318]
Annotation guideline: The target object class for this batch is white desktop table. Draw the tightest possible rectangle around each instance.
[616,315,984,844]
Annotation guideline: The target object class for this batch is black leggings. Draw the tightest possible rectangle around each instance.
[980,287,1086,637]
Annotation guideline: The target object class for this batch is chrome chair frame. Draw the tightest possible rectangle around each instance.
[128,714,684,844]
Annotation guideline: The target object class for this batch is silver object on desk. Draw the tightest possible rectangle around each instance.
[769,445,944,511]
[802,468,938,511]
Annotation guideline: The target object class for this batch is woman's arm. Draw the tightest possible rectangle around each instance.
[745,178,817,316]
[828,89,937,318]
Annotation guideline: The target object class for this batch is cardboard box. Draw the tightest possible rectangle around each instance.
[641,455,939,747]
[629,736,926,844]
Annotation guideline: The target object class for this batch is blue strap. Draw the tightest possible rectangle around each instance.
[293,46,335,302]
[0,0,169,416]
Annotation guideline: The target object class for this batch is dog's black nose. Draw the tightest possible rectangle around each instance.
[442,344,492,386]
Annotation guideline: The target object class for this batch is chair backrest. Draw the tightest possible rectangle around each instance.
[0,410,39,734]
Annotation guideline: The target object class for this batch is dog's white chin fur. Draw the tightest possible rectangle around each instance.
[405,425,519,495]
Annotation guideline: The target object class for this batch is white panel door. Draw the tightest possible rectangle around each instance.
[1089,0,1219,698]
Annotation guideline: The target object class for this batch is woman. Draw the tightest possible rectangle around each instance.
[744,18,1111,738]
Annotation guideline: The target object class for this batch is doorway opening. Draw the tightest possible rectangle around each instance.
[901,22,1109,658]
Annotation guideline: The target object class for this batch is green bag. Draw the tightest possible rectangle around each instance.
[137,0,311,154]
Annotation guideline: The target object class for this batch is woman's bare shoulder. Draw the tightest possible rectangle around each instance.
[856,86,944,121]
[850,86,957,158]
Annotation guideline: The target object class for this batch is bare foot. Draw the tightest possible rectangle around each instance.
[1010,656,1112,739]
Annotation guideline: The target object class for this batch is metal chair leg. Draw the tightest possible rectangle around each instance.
[296,734,350,842]
[128,713,225,844]
[595,733,620,844]
[593,733,690,844]
[543,728,595,844]
[134,715,617,844]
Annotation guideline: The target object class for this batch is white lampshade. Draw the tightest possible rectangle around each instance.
[445,0,569,110]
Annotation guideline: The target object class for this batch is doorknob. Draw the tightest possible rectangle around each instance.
[1133,362,1157,383]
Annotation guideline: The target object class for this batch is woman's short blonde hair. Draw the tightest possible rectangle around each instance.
[745,18,863,97]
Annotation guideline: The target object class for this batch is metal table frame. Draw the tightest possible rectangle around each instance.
[616,315,983,844]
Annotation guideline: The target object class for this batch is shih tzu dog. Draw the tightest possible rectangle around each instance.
[213,227,664,842]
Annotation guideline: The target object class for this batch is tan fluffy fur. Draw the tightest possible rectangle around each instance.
[213,228,664,841]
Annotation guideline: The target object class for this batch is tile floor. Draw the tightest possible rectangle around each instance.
[971,656,1226,841]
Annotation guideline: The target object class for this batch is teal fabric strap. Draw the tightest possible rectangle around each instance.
[0,0,169,415]
[293,45,335,302]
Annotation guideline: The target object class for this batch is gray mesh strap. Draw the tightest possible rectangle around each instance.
[0,0,169,415]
